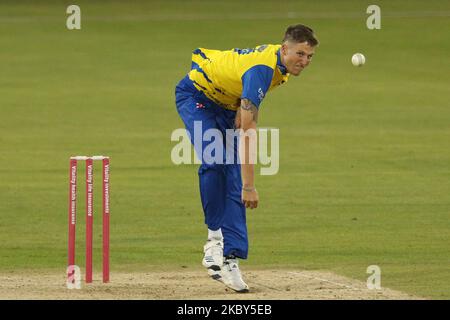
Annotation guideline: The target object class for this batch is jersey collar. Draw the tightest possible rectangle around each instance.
[276,49,288,75]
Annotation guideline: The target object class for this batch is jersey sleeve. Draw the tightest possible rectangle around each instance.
[241,65,274,108]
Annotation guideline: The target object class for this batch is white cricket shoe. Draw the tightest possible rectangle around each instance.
[202,240,223,280]
[219,256,249,293]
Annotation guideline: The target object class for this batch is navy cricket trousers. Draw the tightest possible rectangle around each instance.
[175,75,248,259]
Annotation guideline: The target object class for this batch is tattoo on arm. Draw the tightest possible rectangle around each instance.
[241,99,258,123]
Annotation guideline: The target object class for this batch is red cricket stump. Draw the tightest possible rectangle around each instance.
[85,158,94,283]
[102,158,110,283]
[68,159,77,283]
[67,155,110,285]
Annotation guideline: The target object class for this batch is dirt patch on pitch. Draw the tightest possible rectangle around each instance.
[0,269,421,300]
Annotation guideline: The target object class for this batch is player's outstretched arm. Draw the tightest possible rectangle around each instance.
[239,98,259,209]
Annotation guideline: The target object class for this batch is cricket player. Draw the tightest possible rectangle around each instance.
[175,24,318,292]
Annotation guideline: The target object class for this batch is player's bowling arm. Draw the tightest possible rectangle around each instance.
[240,99,258,126]
[239,99,259,209]
[239,99,257,187]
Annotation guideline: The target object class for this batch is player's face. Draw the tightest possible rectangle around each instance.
[281,41,316,76]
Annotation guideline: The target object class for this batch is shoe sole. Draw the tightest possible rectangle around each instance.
[206,268,250,293]
[211,273,222,281]
[207,266,222,280]
[223,283,249,293]
[235,288,249,293]
[207,265,221,271]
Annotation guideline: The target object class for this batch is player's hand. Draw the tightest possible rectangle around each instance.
[242,188,259,209]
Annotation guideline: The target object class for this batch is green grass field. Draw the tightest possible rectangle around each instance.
[0,0,449,299]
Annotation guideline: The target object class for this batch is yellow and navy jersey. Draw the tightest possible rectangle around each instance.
[188,44,289,111]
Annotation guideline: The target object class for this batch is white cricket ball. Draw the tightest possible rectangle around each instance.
[351,53,366,67]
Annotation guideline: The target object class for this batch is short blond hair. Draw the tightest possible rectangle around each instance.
[283,24,319,46]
